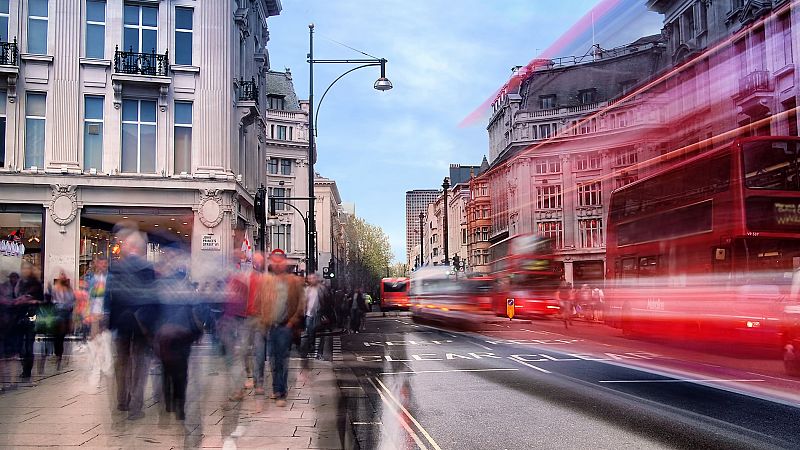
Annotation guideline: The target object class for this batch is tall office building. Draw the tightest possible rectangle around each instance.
[405,189,439,266]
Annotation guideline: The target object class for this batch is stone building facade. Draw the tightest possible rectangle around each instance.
[405,188,438,267]
[0,0,281,283]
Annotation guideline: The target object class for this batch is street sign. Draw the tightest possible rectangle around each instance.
[201,234,221,251]
[507,298,515,319]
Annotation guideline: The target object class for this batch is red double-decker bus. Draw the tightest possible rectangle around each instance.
[380,277,411,310]
[606,136,800,355]
[490,233,563,318]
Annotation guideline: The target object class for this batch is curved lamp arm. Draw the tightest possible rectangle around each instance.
[313,62,381,137]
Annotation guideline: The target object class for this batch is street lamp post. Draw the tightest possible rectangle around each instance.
[418,211,424,267]
[442,177,450,265]
[307,23,392,274]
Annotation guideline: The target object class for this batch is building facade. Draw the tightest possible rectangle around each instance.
[0,0,281,283]
[478,36,669,284]
[405,188,438,267]
[314,173,344,277]
[263,68,312,271]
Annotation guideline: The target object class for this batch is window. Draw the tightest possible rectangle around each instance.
[270,224,291,252]
[121,99,157,173]
[481,226,489,241]
[276,125,288,140]
[28,0,48,54]
[614,149,638,167]
[269,187,290,211]
[0,91,5,167]
[268,159,278,174]
[777,12,793,68]
[288,127,293,141]
[539,124,551,139]
[617,112,628,128]
[535,158,561,174]
[461,228,467,245]
[85,0,105,58]
[280,159,292,175]
[174,7,192,65]
[268,95,285,110]
[537,221,563,249]
[24,93,46,169]
[578,89,596,104]
[537,185,562,209]
[682,7,694,42]
[696,1,708,34]
[480,185,488,196]
[539,95,556,109]
[620,79,637,95]
[577,181,602,206]
[575,152,601,171]
[614,175,638,189]
[83,96,104,171]
[579,218,604,248]
[174,101,192,174]
[124,4,158,53]
[0,0,9,42]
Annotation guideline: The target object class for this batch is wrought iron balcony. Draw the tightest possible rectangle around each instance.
[0,38,18,66]
[114,46,169,77]
[738,70,772,98]
[238,78,259,105]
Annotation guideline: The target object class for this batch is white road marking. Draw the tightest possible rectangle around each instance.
[598,379,765,383]
[352,422,383,425]
[366,378,430,450]
[339,386,364,390]
[379,368,519,375]
[508,356,551,373]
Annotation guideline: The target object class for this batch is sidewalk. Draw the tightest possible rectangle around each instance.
[0,337,350,449]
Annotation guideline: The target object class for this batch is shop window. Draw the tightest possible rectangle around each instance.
[83,95,104,171]
[25,92,46,169]
[0,209,44,276]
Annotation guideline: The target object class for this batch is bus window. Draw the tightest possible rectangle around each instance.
[621,258,637,278]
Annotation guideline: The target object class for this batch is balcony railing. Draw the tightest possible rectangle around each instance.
[114,46,169,77]
[0,38,18,66]
[238,78,259,105]
[738,70,771,98]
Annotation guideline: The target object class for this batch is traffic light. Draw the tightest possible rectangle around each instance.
[323,266,336,279]
[452,254,460,268]
[254,186,266,223]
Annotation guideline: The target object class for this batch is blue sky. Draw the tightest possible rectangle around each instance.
[268,0,663,263]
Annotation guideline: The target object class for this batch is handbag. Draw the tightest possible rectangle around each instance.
[34,303,58,335]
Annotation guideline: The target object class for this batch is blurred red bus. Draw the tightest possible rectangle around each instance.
[490,234,563,318]
[606,136,800,354]
[380,277,411,310]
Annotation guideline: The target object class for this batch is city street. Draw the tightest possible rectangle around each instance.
[338,312,800,449]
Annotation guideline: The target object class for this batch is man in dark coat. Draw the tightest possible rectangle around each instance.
[105,227,157,421]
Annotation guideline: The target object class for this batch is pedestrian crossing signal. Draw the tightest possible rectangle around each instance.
[323,266,335,279]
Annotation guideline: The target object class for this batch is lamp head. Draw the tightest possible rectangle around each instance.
[374,77,393,91]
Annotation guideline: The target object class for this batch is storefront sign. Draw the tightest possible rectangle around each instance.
[0,240,25,257]
[201,234,221,251]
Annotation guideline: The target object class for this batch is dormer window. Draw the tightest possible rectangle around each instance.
[578,88,597,105]
[539,95,556,109]
[267,95,285,110]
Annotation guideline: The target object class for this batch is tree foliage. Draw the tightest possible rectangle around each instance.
[341,215,393,295]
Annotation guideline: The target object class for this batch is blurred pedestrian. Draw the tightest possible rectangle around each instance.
[557,282,574,329]
[350,289,368,334]
[85,257,112,386]
[106,226,157,421]
[154,248,203,420]
[218,253,251,401]
[591,286,605,322]
[14,262,44,381]
[245,252,268,396]
[0,272,19,390]
[256,251,304,406]
[301,274,323,358]
[47,270,75,371]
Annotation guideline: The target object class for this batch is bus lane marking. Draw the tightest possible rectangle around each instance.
[484,339,582,345]
[379,368,520,375]
[508,356,551,373]
[363,340,454,347]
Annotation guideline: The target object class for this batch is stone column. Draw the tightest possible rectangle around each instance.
[45,185,81,283]
[48,0,81,170]
[561,155,577,248]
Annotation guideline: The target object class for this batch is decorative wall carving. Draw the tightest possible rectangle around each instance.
[198,189,225,228]
[49,185,78,231]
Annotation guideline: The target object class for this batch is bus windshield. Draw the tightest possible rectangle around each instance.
[382,280,408,293]
[744,140,800,190]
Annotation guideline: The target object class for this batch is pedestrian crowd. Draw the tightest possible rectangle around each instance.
[0,220,372,423]
[556,281,605,328]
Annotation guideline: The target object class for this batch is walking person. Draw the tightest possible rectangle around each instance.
[106,226,158,421]
[557,282,574,329]
[218,253,251,402]
[256,251,304,406]
[86,257,112,386]
[244,252,269,397]
[349,289,368,334]
[48,270,75,371]
[301,274,323,358]
[0,272,19,390]
[153,248,203,420]
[13,262,44,383]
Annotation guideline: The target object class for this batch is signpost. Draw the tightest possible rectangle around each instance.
[201,234,221,251]
[507,298,515,320]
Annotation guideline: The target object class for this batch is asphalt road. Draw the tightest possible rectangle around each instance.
[336,311,800,450]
